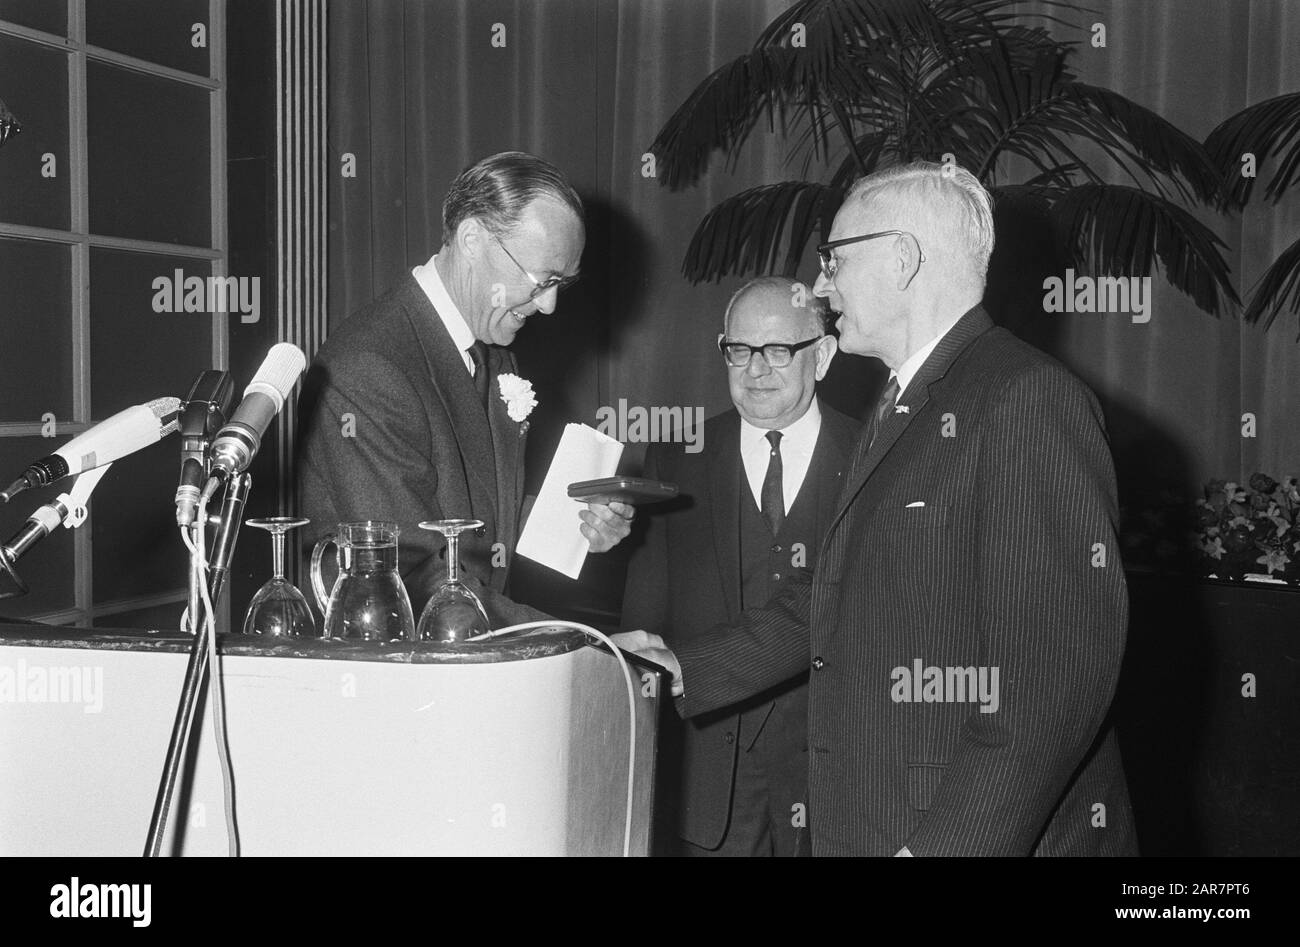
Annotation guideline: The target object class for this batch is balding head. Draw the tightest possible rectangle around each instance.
[723,276,827,338]
[720,276,837,430]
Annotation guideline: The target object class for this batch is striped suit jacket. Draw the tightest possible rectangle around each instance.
[674,305,1138,856]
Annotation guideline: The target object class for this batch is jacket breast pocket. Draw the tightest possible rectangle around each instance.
[907,762,947,812]
[874,503,950,531]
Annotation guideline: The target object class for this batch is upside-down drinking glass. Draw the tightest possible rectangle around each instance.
[242,517,317,638]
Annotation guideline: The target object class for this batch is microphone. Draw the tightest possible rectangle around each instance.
[208,343,306,481]
[174,371,235,527]
[0,462,114,599]
[1,398,182,504]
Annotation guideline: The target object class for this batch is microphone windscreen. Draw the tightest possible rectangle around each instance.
[244,343,307,411]
[146,397,183,438]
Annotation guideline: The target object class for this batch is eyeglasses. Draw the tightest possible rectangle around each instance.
[493,236,580,301]
[718,335,822,369]
[816,230,925,281]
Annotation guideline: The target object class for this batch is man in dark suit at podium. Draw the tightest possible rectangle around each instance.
[616,161,1136,856]
[298,152,631,625]
[621,277,856,856]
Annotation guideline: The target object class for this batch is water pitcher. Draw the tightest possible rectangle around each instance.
[310,521,414,641]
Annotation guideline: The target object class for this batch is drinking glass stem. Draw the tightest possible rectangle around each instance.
[446,533,460,583]
[271,530,286,581]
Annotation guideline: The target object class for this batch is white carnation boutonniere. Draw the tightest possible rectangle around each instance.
[497,373,538,427]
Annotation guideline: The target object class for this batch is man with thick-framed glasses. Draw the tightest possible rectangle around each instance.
[622,276,857,856]
[299,152,632,628]
[617,160,1136,857]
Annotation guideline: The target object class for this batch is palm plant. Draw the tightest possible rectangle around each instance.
[650,0,1238,317]
[1206,91,1300,335]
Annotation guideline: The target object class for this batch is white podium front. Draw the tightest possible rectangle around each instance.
[0,624,661,856]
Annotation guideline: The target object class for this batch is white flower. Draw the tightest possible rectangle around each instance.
[497,373,537,423]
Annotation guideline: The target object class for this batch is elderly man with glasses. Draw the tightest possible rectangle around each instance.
[298,152,632,628]
[621,276,856,856]
[616,160,1137,857]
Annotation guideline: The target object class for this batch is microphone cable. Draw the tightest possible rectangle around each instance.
[178,489,241,857]
[470,620,641,858]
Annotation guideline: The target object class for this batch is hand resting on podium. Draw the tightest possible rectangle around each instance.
[611,630,683,697]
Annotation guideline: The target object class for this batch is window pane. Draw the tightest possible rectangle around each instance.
[0,34,71,230]
[0,0,68,35]
[0,238,73,423]
[91,436,186,603]
[87,61,211,246]
[0,436,78,621]
[88,248,213,413]
[85,0,210,76]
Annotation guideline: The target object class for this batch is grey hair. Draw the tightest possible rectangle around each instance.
[723,275,829,335]
[843,160,995,283]
[441,151,584,247]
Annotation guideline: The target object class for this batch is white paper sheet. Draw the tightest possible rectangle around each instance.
[515,423,624,578]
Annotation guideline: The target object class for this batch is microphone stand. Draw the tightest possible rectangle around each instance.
[144,472,251,857]
[0,464,113,600]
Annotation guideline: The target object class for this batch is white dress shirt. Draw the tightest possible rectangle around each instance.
[739,398,823,516]
[887,317,962,405]
[412,252,478,376]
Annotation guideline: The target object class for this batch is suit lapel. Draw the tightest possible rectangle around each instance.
[828,305,995,536]
[486,345,526,571]
[807,402,854,533]
[707,411,743,621]
[398,278,499,505]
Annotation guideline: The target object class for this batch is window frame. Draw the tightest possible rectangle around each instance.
[0,0,227,626]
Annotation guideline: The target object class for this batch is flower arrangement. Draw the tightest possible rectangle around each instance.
[1194,474,1300,583]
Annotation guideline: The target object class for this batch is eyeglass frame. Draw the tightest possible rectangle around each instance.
[491,234,581,301]
[716,334,824,369]
[816,230,925,282]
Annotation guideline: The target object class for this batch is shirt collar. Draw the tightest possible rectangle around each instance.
[412,252,477,359]
[739,397,822,454]
[891,317,961,401]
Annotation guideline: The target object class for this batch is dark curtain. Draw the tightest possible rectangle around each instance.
[327,0,1300,613]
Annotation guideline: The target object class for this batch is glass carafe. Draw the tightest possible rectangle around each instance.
[310,521,414,641]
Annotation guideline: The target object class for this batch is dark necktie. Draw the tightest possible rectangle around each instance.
[850,375,902,475]
[468,341,490,412]
[871,375,901,447]
[761,430,785,536]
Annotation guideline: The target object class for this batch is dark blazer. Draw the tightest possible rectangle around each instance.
[621,401,858,849]
[297,274,547,626]
[675,306,1138,856]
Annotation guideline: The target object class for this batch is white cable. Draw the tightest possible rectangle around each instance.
[178,496,240,857]
[470,620,640,857]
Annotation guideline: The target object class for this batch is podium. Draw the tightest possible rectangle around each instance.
[0,623,661,856]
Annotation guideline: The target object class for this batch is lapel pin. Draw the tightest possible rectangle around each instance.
[895,404,910,414]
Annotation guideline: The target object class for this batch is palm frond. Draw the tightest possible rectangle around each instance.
[757,0,951,55]
[682,181,843,283]
[649,48,802,190]
[1243,233,1300,333]
[1050,184,1239,315]
[1205,91,1300,207]
[1068,85,1224,204]
[948,42,1220,204]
